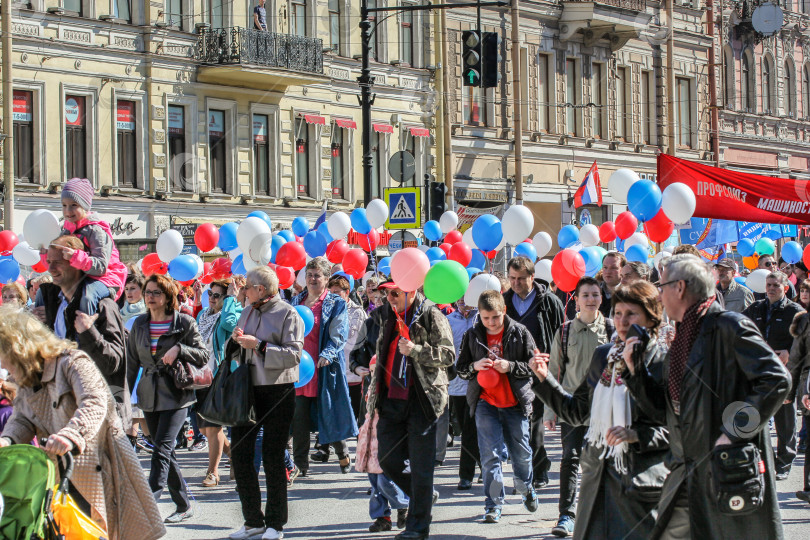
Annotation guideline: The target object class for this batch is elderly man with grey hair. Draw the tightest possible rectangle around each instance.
[622,254,789,540]
[743,270,804,481]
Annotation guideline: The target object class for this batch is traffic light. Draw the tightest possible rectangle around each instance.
[481,32,502,88]
[461,30,481,87]
[430,181,447,222]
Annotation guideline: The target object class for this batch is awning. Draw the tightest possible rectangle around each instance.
[373,123,394,134]
[335,118,357,130]
[409,127,430,138]
[304,114,326,125]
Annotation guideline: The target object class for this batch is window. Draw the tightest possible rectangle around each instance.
[803,65,810,118]
[371,132,383,199]
[566,59,577,136]
[168,106,190,191]
[368,0,381,61]
[463,86,484,125]
[331,126,346,198]
[291,0,306,36]
[520,48,529,132]
[329,0,341,52]
[113,0,131,22]
[65,95,87,180]
[641,70,655,145]
[253,114,271,196]
[400,6,414,66]
[64,0,83,15]
[166,0,182,28]
[723,47,735,107]
[538,54,550,132]
[742,52,755,112]
[294,117,310,196]
[676,78,692,148]
[762,56,773,113]
[116,100,137,188]
[785,60,797,117]
[12,91,34,183]
[592,63,604,138]
[616,67,628,140]
[208,0,224,28]
[208,110,227,193]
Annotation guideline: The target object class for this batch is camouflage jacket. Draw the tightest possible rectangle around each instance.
[366,293,455,419]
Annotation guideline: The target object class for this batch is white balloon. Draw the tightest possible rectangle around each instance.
[248,232,274,264]
[464,273,501,306]
[12,241,40,266]
[189,254,204,279]
[156,229,184,263]
[366,199,389,229]
[439,211,459,234]
[417,244,430,253]
[653,250,672,268]
[296,268,307,288]
[663,245,675,253]
[228,247,242,261]
[662,182,697,224]
[624,232,649,250]
[608,169,640,204]
[579,224,600,247]
[746,269,770,294]
[361,270,376,289]
[237,217,272,254]
[23,209,61,250]
[327,212,352,240]
[495,234,508,252]
[243,256,260,272]
[533,232,553,258]
[502,205,535,245]
[536,259,553,284]
[462,228,477,250]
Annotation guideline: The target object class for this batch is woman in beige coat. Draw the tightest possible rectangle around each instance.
[0,307,165,540]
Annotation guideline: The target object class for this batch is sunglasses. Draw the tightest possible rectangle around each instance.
[207,291,224,300]
[386,289,402,299]
[762,261,776,267]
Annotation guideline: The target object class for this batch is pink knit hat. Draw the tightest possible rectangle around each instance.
[62,178,94,211]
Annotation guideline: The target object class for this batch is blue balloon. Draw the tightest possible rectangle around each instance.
[424,220,443,242]
[0,258,20,284]
[466,267,482,279]
[426,247,446,263]
[200,287,210,309]
[763,228,782,241]
[581,247,603,277]
[247,211,272,230]
[295,351,316,388]
[627,180,663,223]
[168,255,197,281]
[277,230,295,243]
[231,254,246,275]
[557,225,580,249]
[269,234,288,264]
[303,231,327,258]
[782,241,803,264]
[351,208,372,235]
[734,276,750,289]
[125,317,136,332]
[292,216,311,238]
[295,305,315,336]
[736,238,755,257]
[335,271,355,290]
[625,244,648,263]
[378,256,392,275]
[514,242,537,261]
[218,222,239,251]
[472,215,503,252]
[468,249,487,270]
[318,222,333,243]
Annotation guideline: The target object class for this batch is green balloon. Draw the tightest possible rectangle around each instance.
[754,237,775,256]
[423,260,469,304]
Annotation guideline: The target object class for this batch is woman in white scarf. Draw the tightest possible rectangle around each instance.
[530,280,669,540]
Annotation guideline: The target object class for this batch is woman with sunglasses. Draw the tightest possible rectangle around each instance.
[194,278,243,486]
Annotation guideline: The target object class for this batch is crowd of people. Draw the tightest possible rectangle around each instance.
[0,178,806,540]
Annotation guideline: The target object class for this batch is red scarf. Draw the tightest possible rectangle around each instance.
[667,295,716,412]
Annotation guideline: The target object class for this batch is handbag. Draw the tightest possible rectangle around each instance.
[709,441,765,515]
[170,358,213,390]
[354,411,383,474]
[622,447,670,503]
[197,339,256,427]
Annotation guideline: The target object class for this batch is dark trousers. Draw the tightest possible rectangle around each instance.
[774,401,797,472]
[349,383,363,424]
[143,408,191,512]
[450,395,480,482]
[530,397,551,478]
[559,422,587,517]
[231,384,296,531]
[293,395,348,468]
[377,394,437,534]
[435,406,450,464]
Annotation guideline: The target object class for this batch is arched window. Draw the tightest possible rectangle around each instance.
[742,52,755,112]
[785,60,797,117]
[762,56,773,113]
[723,47,735,107]
[803,64,810,119]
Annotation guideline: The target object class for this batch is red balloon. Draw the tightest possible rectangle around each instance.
[0,231,18,252]
[803,245,810,270]
[486,250,497,260]
[439,243,451,256]
[614,211,639,240]
[477,368,500,389]
[444,230,463,245]
[551,249,586,292]
[359,229,380,252]
[599,221,617,243]
[343,248,369,279]
[200,263,214,284]
[645,209,674,243]
[448,242,472,266]
[326,239,350,263]
[210,257,231,278]
[275,242,307,271]
[142,253,167,276]
[269,264,295,289]
[32,260,48,273]
[177,279,195,287]
[194,223,219,252]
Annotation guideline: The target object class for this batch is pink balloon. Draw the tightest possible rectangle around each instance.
[390,247,430,292]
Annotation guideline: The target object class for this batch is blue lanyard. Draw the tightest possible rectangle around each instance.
[398,296,424,384]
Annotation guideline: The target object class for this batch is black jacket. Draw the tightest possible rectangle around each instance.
[625,303,789,540]
[503,278,564,354]
[742,295,803,352]
[350,305,384,374]
[456,315,536,418]
[788,311,810,402]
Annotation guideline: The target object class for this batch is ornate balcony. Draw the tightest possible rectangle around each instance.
[559,0,651,51]
[195,27,328,90]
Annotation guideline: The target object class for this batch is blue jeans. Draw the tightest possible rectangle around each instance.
[368,473,410,519]
[475,400,533,510]
[78,279,112,316]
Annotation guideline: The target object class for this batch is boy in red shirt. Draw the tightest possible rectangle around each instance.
[456,290,539,523]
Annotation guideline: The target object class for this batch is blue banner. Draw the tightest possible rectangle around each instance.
[737,221,780,241]
[781,224,798,238]
[679,218,738,248]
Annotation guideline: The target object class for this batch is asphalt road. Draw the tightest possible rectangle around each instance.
[152,425,810,540]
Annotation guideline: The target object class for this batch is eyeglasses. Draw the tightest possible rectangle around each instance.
[656,280,683,293]
[207,291,224,300]
[144,289,164,297]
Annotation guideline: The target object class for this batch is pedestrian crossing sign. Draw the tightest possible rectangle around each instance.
[384,187,421,229]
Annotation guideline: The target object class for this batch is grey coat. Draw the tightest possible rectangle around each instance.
[717,280,754,313]
[126,311,208,412]
[238,295,304,386]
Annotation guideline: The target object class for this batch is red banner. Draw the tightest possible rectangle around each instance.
[658,154,810,225]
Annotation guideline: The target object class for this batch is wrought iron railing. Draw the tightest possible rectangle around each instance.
[195,27,324,75]
[564,0,647,10]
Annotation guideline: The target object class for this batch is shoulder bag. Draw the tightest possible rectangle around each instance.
[197,339,256,427]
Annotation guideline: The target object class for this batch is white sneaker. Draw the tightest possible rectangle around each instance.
[229,525,266,540]
[262,528,283,540]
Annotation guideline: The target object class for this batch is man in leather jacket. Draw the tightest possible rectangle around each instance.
[625,254,789,540]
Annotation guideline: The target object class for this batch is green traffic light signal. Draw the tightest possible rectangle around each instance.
[464,68,480,86]
[462,30,482,87]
